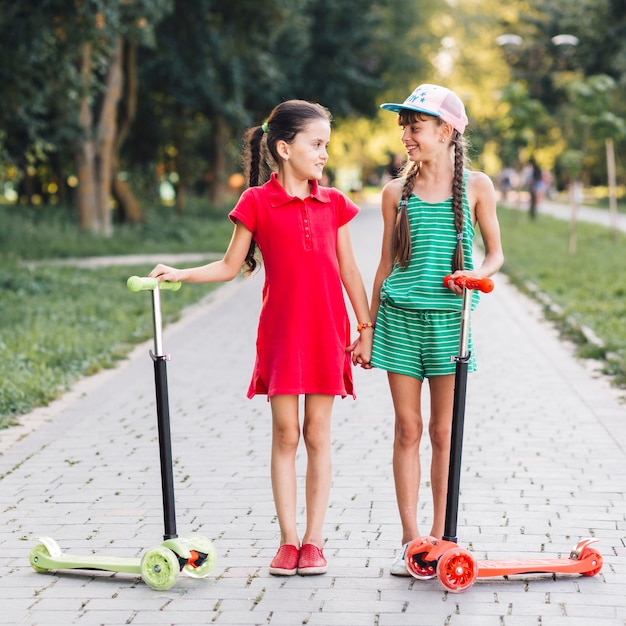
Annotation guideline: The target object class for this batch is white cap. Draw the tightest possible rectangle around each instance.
[380,84,468,134]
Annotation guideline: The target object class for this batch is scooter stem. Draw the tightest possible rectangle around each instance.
[443,286,472,544]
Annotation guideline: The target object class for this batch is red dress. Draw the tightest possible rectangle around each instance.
[229,173,359,399]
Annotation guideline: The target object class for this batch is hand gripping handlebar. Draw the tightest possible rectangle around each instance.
[443,274,494,293]
[127,276,182,292]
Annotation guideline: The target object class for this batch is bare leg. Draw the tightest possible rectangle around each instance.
[301,394,334,548]
[270,395,301,547]
[427,375,456,538]
[388,372,424,545]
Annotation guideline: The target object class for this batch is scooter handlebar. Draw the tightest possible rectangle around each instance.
[443,274,494,293]
[127,276,182,292]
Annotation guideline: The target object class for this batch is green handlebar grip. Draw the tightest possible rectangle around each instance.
[127,276,182,292]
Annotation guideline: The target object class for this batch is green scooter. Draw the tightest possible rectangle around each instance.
[29,277,217,591]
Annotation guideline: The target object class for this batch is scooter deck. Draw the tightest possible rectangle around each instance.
[477,554,598,578]
[30,537,141,574]
[32,550,142,574]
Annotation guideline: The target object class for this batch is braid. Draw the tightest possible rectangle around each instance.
[450,130,465,273]
[393,161,420,268]
[245,126,264,188]
[241,126,266,275]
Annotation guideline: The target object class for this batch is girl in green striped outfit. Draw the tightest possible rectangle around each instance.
[371,84,504,576]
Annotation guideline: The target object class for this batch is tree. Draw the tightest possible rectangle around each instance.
[129,0,309,212]
[564,74,626,237]
[0,1,172,233]
[71,2,172,234]
[0,2,82,205]
[493,0,626,188]
[128,0,435,210]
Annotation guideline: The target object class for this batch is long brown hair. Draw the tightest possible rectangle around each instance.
[240,100,332,274]
[393,111,467,271]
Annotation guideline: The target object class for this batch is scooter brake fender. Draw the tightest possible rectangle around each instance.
[37,537,63,558]
[162,537,192,559]
[570,538,599,559]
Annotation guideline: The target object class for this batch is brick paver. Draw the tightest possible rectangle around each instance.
[0,200,624,625]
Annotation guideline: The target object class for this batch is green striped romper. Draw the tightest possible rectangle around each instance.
[371,173,479,381]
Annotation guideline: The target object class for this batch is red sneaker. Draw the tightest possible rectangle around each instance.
[297,543,327,575]
[269,544,299,576]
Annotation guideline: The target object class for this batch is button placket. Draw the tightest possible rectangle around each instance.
[301,203,312,250]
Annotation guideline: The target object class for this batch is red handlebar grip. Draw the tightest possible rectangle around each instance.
[443,274,494,293]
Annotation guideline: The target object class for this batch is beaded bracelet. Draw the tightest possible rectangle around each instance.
[357,322,375,331]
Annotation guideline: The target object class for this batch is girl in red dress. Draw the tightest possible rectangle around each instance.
[149,100,373,576]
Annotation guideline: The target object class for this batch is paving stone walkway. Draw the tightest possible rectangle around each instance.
[1,199,624,625]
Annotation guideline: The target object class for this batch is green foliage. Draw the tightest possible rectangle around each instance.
[0,0,173,171]
[498,206,626,385]
[295,0,434,118]
[494,82,553,160]
[1,0,439,209]
[492,0,626,185]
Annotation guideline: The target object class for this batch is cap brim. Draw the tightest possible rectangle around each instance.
[380,102,441,117]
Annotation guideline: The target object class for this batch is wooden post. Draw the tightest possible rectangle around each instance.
[606,138,618,240]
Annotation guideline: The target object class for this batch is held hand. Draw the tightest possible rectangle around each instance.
[347,333,374,369]
[149,263,182,284]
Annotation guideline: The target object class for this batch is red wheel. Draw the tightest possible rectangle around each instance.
[437,548,477,593]
[405,538,437,579]
[579,548,603,577]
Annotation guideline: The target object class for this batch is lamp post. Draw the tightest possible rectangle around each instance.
[496,33,579,99]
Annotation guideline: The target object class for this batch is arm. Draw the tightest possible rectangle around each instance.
[149,221,254,284]
[471,171,504,277]
[337,222,373,367]
[370,179,402,321]
[446,171,504,294]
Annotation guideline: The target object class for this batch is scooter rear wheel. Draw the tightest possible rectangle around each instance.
[579,547,603,577]
[141,546,180,591]
[437,548,477,593]
[29,543,51,573]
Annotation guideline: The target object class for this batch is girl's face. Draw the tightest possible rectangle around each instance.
[399,112,444,162]
[280,119,330,180]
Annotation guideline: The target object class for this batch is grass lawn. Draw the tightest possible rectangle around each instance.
[497,205,626,386]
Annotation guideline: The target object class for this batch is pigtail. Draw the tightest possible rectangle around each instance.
[393,161,420,268]
[450,130,465,273]
[240,125,266,275]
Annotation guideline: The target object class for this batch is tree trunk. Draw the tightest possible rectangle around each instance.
[208,116,231,204]
[113,39,143,223]
[94,36,124,237]
[174,177,187,216]
[172,116,188,216]
[75,42,98,231]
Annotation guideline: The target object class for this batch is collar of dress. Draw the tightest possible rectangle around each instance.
[265,172,331,207]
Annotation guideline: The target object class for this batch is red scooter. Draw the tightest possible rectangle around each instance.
[404,274,602,592]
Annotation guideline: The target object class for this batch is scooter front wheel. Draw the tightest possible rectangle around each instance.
[181,534,217,579]
[141,546,180,591]
[437,548,477,593]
